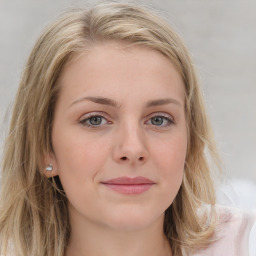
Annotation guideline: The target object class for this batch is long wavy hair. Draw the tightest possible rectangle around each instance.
[0,2,220,255]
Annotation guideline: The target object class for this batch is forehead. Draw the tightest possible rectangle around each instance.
[58,41,185,107]
[62,40,182,78]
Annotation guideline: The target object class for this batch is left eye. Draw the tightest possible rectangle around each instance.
[146,115,173,127]
[80,115,108,127]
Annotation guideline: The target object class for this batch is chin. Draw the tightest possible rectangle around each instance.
[103,208,164,231]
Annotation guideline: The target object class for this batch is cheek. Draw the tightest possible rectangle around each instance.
[151,134,187,194]
[52,130,111,185]
[154,136,187,172]
[52,135,113,209]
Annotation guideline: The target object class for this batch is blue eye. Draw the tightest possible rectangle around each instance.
[80,115,108,127]
[147,115,173,127]
[151,116,164,126]
[88,116,102,125]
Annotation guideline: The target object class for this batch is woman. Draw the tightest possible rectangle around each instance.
[0,2,254,256]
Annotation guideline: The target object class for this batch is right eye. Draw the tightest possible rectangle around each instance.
[79,114,109,127]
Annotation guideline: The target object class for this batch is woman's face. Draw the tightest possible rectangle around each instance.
[47,42,187,231]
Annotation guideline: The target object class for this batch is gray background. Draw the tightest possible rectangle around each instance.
[0,0,256,183]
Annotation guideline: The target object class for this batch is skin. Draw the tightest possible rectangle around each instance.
[46,41,188,256]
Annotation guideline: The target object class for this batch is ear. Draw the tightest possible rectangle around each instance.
[43,152,59,178]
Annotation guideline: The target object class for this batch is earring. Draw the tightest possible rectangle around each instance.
[45,164,53,172]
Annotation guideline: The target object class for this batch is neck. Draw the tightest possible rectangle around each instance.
[66,211,172,256]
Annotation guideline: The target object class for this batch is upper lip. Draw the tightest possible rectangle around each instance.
[101,176,155,185]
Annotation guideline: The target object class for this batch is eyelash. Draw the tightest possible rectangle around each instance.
[146,113,174,127]
[79,112,174,128]
[79,113,110,128]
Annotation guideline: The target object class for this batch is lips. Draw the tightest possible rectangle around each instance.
[101,176,155,195]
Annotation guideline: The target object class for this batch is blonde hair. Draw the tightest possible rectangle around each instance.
[0,2,220,255]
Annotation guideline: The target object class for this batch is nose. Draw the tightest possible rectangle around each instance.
[112,124,149,166]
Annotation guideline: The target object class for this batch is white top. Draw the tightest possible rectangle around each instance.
[184,206,256,256]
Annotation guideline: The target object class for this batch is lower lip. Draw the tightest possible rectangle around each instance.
[102,184,154,195]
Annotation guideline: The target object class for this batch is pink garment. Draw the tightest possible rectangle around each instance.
[184,206,256,256]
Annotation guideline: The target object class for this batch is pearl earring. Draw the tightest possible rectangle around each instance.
[45,164,53,172]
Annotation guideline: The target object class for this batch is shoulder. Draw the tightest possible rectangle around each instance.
[215,206,255,255]
[188,205,256,256]
[249,217,256,256]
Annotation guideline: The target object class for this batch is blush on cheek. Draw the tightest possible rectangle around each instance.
[157,144,186,168]
[156,149,186,188]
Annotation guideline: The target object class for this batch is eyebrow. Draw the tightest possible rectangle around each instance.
[70,96,120,108]
[145,98,181,107]
[69,96,182,108]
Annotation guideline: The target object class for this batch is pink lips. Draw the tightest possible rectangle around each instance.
[101,176,155,195]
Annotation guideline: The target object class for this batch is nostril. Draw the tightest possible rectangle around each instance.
[119,156,145,161]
